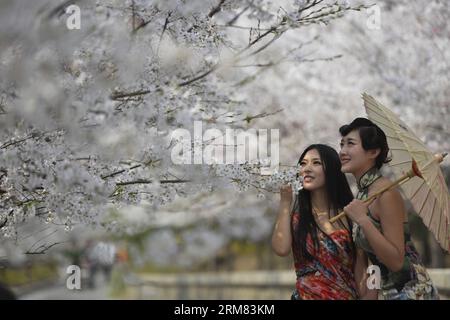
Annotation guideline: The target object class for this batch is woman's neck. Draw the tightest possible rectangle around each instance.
[310,188,329,213]
[353,162,376,182]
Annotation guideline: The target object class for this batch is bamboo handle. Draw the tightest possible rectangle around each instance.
[329,152,447,224]
[329,170,413,223]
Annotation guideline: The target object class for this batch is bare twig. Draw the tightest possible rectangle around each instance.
[101,164,142,180]
[18,226,52,242]
[47,0,80,19]
[223,108,283,124]
[110,89,152,100]
[133,18,153,33]
[0,97,6,115]
[179,23,281,87]
[156,11,172,55]
[179,65,219,87]
[0,210,14,229]
[209,0,227,18]
[28,229,59,252]
[299,0,325,15]
[226,5,250,26]
[1,135,35,150]
[25,241,65,255]
[246,31,285,58]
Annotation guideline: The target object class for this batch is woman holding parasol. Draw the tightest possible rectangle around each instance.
[339,117,439,300]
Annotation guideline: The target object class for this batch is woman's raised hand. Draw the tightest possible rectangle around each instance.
[280,184,293,204]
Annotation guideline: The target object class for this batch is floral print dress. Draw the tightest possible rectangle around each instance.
[291,211,358,300]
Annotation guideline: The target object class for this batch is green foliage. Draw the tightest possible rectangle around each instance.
[0,263,58,286]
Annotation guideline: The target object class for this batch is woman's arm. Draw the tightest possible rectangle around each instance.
[355,248,379,299]
[369,189,405,270]
[345,189,405,272]
[354,247,368,298]
[271,185,293,256]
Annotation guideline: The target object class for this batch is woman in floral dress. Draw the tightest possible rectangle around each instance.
[272,144,358,299]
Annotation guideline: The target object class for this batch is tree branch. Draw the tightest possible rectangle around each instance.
[226,4,251,26]
[47,0,80,19]
[1,135,35,150]
[115,179,190,186]
[178,22,282,87]
[157,11,172,55]
[208,0,227,18]
[110,89,152,100]
[300,0,324,13]
[0,210,14,230]
[101,164,142,180]
[178,65,219,87]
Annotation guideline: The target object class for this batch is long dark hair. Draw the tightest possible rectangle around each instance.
[291,144,354,261]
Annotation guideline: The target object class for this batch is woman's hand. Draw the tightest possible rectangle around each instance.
[280,184,293,204]
[272,184,294,256]
[344,199,371,225]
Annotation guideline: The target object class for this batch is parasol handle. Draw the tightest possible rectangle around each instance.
[330,152,447,224]
[330,170,414,224]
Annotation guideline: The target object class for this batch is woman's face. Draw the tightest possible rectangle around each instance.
[299,149,326,191]
[339,129,373,174]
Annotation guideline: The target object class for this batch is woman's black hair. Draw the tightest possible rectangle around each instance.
[339,117,391,169]
[291,144,354,262]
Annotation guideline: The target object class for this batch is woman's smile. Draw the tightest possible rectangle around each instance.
[340,157,351,165]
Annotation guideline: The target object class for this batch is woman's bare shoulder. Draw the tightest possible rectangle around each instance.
[370,176,405,218]
[375,176,392,186]
[372,176,401,195]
